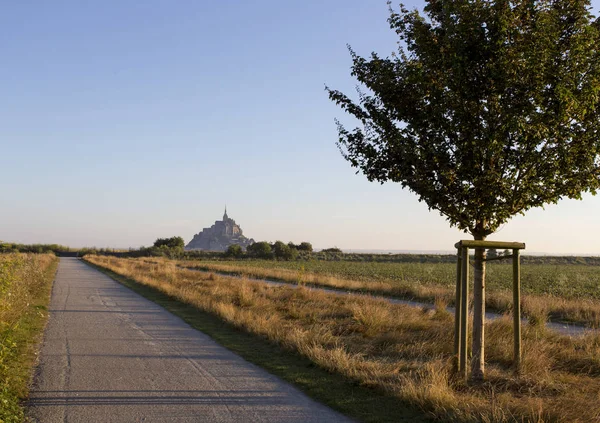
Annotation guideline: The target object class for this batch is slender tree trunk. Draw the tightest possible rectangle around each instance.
[471,233,486,381]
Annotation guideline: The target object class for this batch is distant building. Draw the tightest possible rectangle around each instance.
[185,207,254,251]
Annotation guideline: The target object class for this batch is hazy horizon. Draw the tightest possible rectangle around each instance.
[2,0,600,255]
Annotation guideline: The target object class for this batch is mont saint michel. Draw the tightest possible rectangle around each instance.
[185,208,254,251]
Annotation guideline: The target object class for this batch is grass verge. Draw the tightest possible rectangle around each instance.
[83,258,429,423]
[0,254,58,423]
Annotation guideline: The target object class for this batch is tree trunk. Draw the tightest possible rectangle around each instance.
[471,234,486,381]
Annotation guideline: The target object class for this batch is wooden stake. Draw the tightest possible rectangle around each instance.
[460,246,469,379]
[513,249,521,372]
[454,249,462,367]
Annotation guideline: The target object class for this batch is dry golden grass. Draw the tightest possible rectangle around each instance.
[87,255,600,423]
[0,253,55,333]
[176,260,600,328]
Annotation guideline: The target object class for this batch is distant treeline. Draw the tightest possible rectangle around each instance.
[0,242,72,254]
[88,246,600,266]
[3,240,599,266]
[0,242,133,257]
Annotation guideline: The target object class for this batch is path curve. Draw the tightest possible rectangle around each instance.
[27,258,352,423]
[184,266,593,336]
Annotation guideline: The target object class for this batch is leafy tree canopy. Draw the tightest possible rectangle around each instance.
[328,0,600,237]
[247,241,274,259]
[153,236,185,249]
[273,241,299,260]
[225,244,244,258]
[298,242,314,252]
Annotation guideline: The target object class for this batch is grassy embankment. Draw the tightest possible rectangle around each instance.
[177,259,600,328]
[86,255,600,423]
[0,254,57,423]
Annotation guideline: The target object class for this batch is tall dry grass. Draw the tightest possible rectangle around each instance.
[176,260,600,328]
[0,253,57,423]
[87,255,600,423]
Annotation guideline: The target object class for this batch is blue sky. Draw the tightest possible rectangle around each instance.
[1,0,600,254]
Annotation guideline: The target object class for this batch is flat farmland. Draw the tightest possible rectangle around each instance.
[195,259,600,298]
[180,259,600,327]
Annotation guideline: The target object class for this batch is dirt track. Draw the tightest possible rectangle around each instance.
[27,258,351,423]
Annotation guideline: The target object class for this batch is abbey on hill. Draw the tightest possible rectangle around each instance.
[185,208,254,252]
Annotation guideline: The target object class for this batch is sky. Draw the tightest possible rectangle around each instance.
[1,0,600,255]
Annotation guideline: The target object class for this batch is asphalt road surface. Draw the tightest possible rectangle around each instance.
[27,258,352,423]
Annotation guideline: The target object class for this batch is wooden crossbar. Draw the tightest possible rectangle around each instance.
[454,240,526,250]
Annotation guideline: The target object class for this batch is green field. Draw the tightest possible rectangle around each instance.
[196,259,600,300]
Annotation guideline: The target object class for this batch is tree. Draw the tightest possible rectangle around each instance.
[225,244,244,258]
[246,241,274,259]
[487,249,499,259]
[153,237,185,249]
[273,241,299,260]
[298,242,314,252]
[328,0,600,380]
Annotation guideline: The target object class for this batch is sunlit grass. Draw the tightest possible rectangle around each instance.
[87,255,600,423]
[175,259,600,328]
[0,253,57,423]
[182,259,600,298]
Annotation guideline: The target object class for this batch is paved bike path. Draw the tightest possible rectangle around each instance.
[27,258,351,423]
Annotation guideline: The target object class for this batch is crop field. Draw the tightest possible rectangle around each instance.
[86,255,600,423]
[178,259,600,328]
[190,259,600,299]
[0,253,57,423]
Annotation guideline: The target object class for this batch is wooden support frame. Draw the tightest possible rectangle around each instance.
[454,240,525,379]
